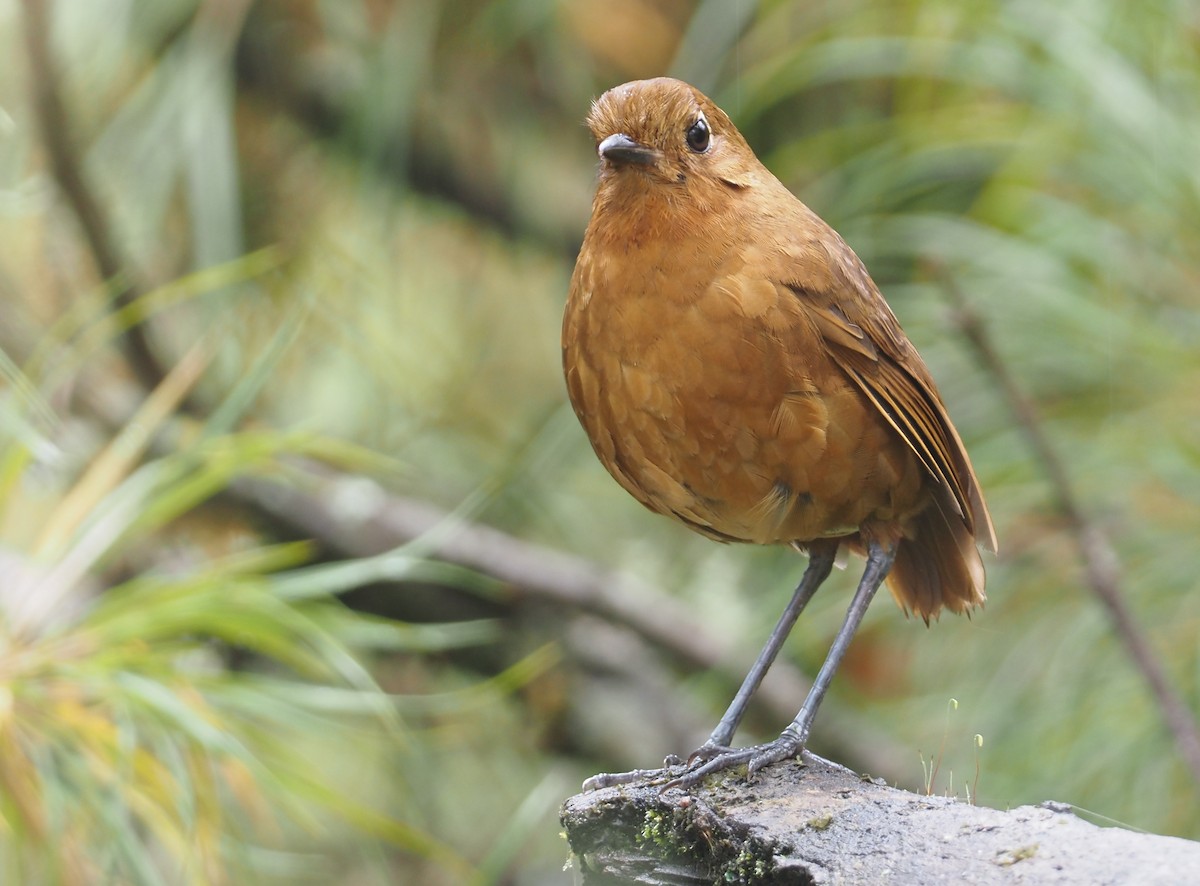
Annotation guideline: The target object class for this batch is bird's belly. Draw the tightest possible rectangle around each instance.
[564,279,927,546]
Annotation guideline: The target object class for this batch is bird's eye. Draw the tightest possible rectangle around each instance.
[685,116,711,153]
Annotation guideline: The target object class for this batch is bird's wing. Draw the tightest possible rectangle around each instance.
[787,280,998,553]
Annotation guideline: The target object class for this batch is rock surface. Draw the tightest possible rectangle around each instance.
[561,753,1200,884]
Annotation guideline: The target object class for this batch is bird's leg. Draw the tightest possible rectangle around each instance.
[688,545,836,762]
[664,538,897,791]
[579,546,836,792]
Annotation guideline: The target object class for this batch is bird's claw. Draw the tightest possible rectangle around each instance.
[746,736,804,778]
[581,750,706,791]
[665,735,805,791]
[663,747,759,791]
[685,741,735,766]
[582,765,675,791]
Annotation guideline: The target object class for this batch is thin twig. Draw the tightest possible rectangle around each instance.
[20,0,163,390]
[944,277,1200,788]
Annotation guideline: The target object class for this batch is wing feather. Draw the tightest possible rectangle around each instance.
[787,281,998,553]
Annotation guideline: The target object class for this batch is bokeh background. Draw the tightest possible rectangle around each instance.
[1,0,1198,882]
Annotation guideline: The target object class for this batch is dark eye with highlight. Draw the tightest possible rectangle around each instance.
[685,116,711,153]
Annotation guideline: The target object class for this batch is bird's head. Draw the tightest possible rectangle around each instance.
[585,78,763,194]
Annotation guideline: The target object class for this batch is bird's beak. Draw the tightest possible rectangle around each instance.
[598,133,658,167]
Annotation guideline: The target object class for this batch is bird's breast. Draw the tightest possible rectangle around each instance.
[563,234,927,546]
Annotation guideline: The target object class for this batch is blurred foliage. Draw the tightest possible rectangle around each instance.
[1,0,1198,882]
[0,358,503,882]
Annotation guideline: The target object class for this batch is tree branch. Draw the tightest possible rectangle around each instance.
[231,468,912,777]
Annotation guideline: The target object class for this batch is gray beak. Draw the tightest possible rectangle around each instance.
[598,133,658,167]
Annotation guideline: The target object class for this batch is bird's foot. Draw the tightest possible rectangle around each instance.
[581,734,805,793]
[685,740,736,765]
[664,732,806,792]
[581,754,685,791]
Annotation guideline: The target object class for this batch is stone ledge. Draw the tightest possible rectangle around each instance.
[561,752,1200,884]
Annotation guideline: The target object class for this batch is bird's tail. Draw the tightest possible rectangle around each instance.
[885,488,986,622]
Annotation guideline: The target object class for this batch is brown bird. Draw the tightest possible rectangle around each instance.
[563,78,997,791]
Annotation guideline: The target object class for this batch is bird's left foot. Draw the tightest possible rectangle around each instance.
[581,754,685,791]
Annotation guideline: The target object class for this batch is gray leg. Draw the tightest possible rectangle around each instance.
[693,546,836,755]
[665,538,897,791]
